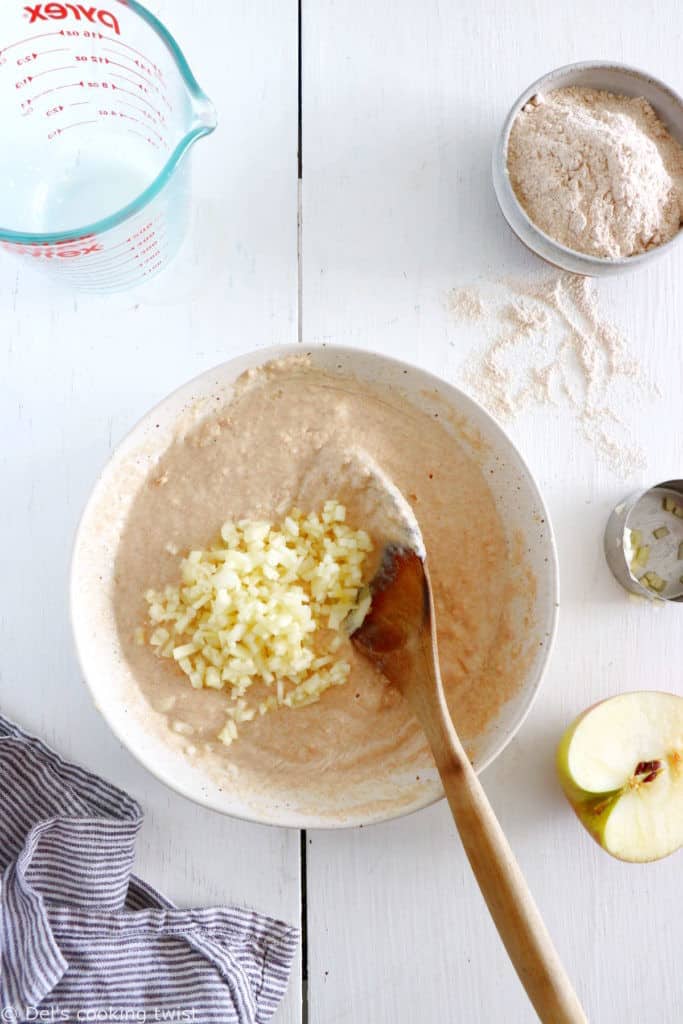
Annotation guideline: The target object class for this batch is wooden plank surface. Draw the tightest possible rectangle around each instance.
[5,1,683,1021]
[0,3,302,1023]
[302,1,683,1021]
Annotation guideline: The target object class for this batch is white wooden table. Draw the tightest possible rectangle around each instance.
[2,1,682,1021]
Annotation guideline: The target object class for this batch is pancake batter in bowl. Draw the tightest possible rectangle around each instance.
[113,357,535,819]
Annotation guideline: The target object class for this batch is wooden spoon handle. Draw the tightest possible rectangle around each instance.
[351,547,586,1021]
[412,681,588,1024]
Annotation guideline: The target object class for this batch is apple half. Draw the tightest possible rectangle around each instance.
[557,692,683,862]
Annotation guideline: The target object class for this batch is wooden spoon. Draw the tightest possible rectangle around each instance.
[351,546,587,1024]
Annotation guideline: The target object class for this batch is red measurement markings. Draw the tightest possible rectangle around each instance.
[28,64,75,79]
[133,251,164,272]
[104,240,144,255]
[100,36,163,78]
[116,102,166,142]
[116,98,157,122]
[61,117,97,131]
[90,238,166,268]
[103,55,158,89]
[109,70,144,90]
[59,29,104,39]
[109,236,150,252]
[108,72,170,119]
[65,219,165,270]
[110,82,162,118]
[12,54,32,68]
[81,80,111,91]
[134,245,162,261]
[61,250,161,281]
[0,31,63,55]
[47,118,97,139]
[92,249,150,267]
[126,126,160,149]
[103,48,155,78]
[97,107,143,131]
[99,223,158,255]
[16,47,69,66]
[117,223,162,249]
[131,232,158,249]
[129,223,154,239]
[23,81,84,107]
[140,259,163,276]
[113,247,162,268]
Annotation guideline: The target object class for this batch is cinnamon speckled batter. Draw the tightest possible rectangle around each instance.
[113,358,534,814]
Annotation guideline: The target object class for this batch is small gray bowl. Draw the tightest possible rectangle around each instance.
[492,61,683,276]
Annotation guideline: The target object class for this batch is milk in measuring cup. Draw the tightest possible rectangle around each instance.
[0,134,162,234]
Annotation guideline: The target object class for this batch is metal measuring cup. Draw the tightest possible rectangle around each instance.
[605,480,683,602]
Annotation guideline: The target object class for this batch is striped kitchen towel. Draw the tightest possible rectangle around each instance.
[0,715,298,1024]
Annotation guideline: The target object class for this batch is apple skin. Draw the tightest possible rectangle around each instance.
[556,702,622,854]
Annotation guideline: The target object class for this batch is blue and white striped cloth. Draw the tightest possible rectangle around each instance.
[0,716,298,1024]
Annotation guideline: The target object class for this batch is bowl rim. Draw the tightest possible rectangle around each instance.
[70,343,560,829]
[493,60,683,270]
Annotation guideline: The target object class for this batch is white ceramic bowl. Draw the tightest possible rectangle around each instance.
[492,61,683,276]
[71,346,559,828]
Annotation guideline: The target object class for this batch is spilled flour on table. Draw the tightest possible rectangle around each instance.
[448,287,486,322]
[448,274,657,477]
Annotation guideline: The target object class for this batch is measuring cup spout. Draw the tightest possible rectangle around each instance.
[190,93,218,136]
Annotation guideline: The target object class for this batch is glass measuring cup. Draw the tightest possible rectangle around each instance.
[0,0,216,291]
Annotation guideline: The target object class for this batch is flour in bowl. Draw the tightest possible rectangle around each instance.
[507,88,683,258]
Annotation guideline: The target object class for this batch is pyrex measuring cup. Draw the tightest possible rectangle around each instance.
[0,0,216,291]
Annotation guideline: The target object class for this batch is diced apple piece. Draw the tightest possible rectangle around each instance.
[631,545,650,571]
[641,571,666,593]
